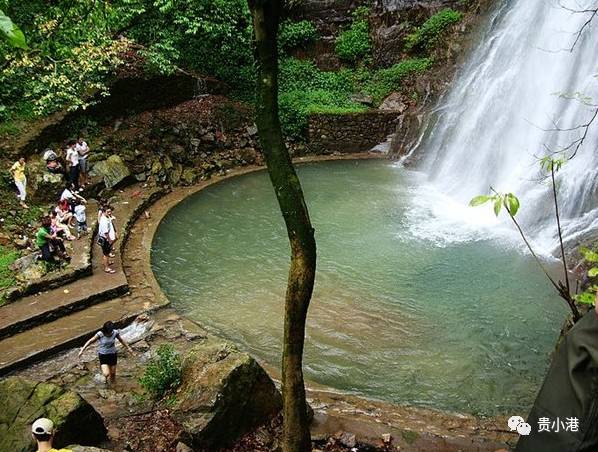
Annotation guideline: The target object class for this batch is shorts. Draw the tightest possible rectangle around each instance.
[98,353,117,366]
[79,157,88,173]
[98,236,112,256]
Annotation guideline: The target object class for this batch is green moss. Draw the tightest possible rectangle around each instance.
[401,430,420,444]
[405,8,463,52]
[365,58,433,103]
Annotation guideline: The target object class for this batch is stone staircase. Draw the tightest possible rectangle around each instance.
[0,185,167,376]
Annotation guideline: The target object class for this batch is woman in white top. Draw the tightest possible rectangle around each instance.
[65,141,80,190]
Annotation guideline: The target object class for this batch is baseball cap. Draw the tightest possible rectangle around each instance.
[31,418,54,435]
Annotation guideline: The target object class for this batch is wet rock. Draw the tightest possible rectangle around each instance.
[90,155,131,189]
[0,377,107,452]
[69,446,113,452]
[379,92,408,113]
[30,170,65,202]
[338,432,357,448]
[173,340,282,450]
[11,252,45,283]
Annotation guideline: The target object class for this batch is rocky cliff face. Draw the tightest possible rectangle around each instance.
[291,0,467,67]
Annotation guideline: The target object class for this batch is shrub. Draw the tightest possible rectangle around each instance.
[278,58,366,138]
[335,6,371,63]
[139,344,182,399]
[279,20,318,51]
[0,246,19,291]
[365,57,433,103]
[404,8,463,52]
[279,89,366,139]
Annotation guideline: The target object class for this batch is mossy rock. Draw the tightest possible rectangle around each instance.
[89,155,130,189]
[0,377,107,452]
[172,339,282,450]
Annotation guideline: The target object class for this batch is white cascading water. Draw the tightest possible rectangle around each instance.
[406,0,598,255]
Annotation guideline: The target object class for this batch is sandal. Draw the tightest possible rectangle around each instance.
[104,268,116,274]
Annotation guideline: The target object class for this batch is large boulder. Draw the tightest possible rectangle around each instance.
[172,340,282,450]
[27,159,65,202]
[0,377,107,452]
[90,154,130,189]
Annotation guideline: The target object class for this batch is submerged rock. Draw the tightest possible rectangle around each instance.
[173,340,282,450]
[0,377,107,452]
[90,154,131,189]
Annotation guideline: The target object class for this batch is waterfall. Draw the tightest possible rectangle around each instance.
[408,0,598,254]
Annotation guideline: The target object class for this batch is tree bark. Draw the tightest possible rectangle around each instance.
[247,1,316,451]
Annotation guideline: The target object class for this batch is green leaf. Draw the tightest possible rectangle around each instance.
[493,198,502,216]
[588,267,598,278]
[505,193,520,216]
[0,10,27,49]
[469,195,492,207]
[580,247,598,263]
[575,291,596,305]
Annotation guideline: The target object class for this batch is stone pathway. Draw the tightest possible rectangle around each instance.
[0,185,166,375]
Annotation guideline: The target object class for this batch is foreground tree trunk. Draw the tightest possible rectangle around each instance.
[247,1,316,451]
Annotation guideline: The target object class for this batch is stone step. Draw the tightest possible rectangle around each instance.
[0,294,150,376]
[5,199,99,302]
[0,253,128,340]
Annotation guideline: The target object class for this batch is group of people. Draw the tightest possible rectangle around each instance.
[44,136,90,190]
[35,183,88,262]
[9,137,90,211]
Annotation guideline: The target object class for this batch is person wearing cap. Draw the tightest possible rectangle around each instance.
[31,418,72,452]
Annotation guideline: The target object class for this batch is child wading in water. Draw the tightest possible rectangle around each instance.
[78,321,134,384]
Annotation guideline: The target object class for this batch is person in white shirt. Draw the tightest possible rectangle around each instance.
[75,137,90,187]
[74,201,87,239]
[98,206,115,273]
[60,183,86,205]
[65,140,80,190]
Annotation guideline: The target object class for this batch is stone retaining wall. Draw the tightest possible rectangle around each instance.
[307,111,399,153]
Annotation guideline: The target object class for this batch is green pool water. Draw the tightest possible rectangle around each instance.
[151,159,566,415]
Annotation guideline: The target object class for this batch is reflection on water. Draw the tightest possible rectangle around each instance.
[151,160,566,415]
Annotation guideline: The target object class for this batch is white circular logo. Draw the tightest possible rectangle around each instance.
[508,415,525,431]
[517,422,532,436]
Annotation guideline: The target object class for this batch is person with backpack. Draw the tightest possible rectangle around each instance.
[78,320,134,385]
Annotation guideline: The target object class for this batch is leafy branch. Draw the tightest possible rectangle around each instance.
[0,9,27,49]
[470,159,582,322]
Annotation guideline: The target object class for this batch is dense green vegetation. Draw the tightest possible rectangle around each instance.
[279,19,318,51]
[1,1,462,140]
[0,245,19,297]
[405,8,463,52]
[139,344,182,399]
[335,6,371,63]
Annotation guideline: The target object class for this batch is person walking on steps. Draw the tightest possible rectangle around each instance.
[78,321,134,385]
[10,157,28,208]
[98,206,116,273]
